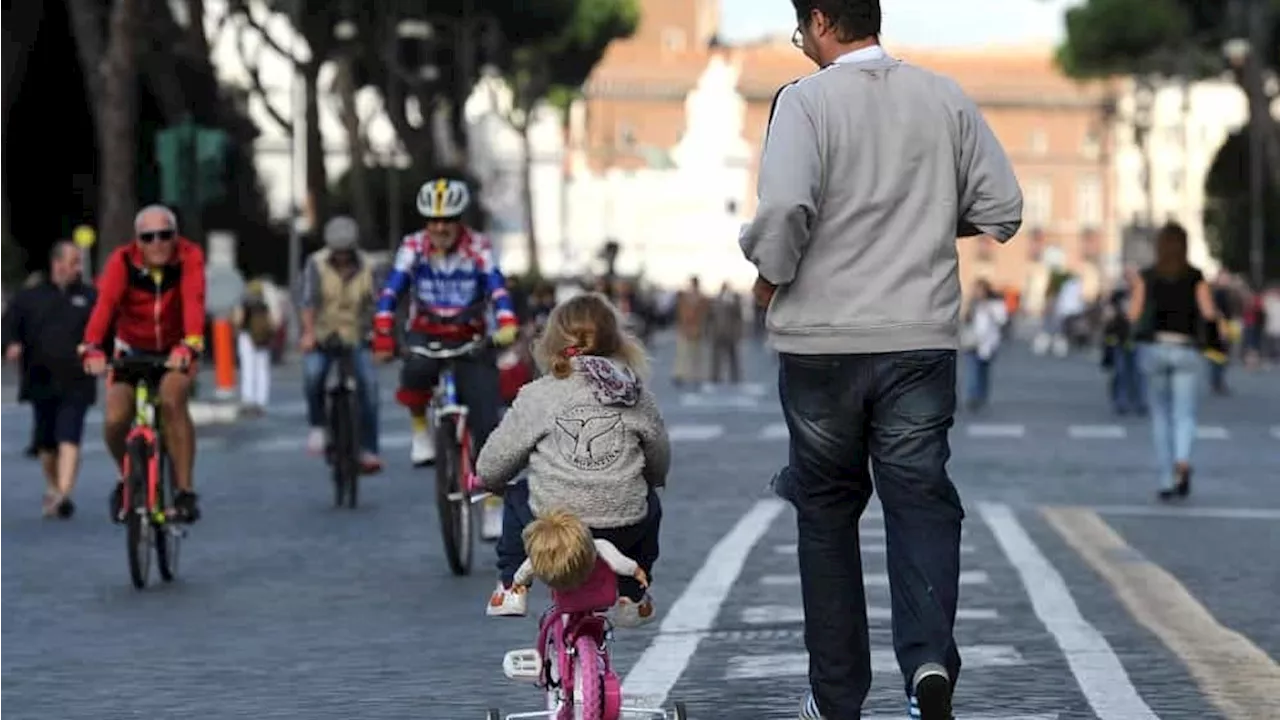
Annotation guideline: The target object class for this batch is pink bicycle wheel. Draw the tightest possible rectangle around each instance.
[573,635,605,720]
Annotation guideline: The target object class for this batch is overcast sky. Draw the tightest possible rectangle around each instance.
[719,0,1082,48]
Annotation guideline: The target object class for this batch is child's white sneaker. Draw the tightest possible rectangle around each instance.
[611,593,657,628]
[486,582,528,617]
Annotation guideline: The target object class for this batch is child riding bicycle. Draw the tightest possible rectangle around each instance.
[475,293,669,628]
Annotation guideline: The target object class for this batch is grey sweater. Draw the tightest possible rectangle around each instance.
[475,356,670,528]
[740,48,1023,354]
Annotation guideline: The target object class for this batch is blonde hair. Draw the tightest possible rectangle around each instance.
[534,293,649,380]
[522,509,598,591]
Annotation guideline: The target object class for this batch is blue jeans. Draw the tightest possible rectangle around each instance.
[303,348,380,454]
[963,350,992,407]
[1110,347,1147,414]
[1139,343,1202,489]
[775,350,962,719]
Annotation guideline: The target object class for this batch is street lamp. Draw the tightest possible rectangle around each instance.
[1222,22,1267,290]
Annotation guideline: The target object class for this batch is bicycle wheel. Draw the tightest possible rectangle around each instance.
[434,421,472,575]
[572,635,604,720]
[328,390,353,508]
[156,451,179,582]
[340,391,361,509]
[124,436,153,589]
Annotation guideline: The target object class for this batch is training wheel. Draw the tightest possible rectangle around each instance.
[671,701,688,719]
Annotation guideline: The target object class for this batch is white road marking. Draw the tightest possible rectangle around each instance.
[966,423,1025,438]
[1196,425,1229,440]
[667,424,725,442]
[622,499,787,706]
[759,422,789,441]
[978,502,1158,719]
[1087,504,1280,521]
[760,570,990,587]
[741,605,998,624]
[1068,424,1126,439]
[679,393,759,409]
[773,542,974,555]
[725,644,1023,680]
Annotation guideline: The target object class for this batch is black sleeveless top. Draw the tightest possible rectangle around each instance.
[1136,266,1203,341]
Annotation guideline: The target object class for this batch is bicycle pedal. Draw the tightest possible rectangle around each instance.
[502,648,541,680]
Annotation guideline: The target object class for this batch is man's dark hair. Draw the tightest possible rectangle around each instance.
[792,0,881,43]
[49,240,76,265]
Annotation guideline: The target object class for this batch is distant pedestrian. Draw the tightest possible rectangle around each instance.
[708,282,744,385]
[739,1,1022,717]
[233,279,277,416]
[1101,287,1146,415]
[1,242,97,518]
[1127,222,1218,500]
[961,278,1007,411]
[672,276,708,387]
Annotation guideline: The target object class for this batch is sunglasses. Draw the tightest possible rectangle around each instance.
[138,229,176,244]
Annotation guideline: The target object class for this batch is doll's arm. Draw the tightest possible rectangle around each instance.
[513,558,536,587]
[593,539,646,587]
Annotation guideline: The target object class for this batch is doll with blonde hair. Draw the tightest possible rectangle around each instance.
[515,509,648,592]
[477,293,669,627]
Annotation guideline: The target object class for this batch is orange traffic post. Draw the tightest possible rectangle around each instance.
[213,318,236,399]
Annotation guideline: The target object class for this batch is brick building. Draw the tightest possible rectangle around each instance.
[578,0,1117,301]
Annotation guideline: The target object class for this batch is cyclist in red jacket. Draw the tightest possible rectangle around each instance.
[81,205,206,523]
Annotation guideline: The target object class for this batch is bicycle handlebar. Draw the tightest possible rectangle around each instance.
[108,355,172,372]
[405,336,487,361]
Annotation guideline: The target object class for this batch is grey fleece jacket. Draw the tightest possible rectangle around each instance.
[475,356,670,528]
[739,49,1023,354]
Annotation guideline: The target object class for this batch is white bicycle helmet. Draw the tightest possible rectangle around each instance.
[416,177,471,219]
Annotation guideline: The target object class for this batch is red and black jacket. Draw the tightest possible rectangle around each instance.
[83,238,207,354]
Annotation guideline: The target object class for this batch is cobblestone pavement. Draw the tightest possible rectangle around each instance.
[3,337,1277,719]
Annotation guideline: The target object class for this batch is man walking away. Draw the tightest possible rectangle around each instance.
[1,242,98,517]
[739,2,1022,718]
[709,282,744,385]
[672,276,709,388]
[233,279,276,416]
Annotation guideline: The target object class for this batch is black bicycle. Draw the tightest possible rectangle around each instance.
[111,354,186,589]
[321,335,362,509]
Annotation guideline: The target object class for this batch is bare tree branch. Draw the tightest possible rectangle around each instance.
[229,0,303,70]
[235,24,293,133]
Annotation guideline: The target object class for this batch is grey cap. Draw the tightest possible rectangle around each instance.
[324,216,359,250]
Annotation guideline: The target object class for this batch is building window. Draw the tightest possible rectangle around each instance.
[1081,131,1100,160]
[1169,170,1183,194]
[662,28,687,52]
[726,199,739,215]
[1030,129,1049,156]
[1076,175,1102,229]
[1025,180,1053,226]
[617,122,636,148]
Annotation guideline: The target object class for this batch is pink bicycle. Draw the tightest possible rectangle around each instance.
[485,555,689,720]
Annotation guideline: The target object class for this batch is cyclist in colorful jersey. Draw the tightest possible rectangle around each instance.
[372,175,520,465]
[80,204,206,523]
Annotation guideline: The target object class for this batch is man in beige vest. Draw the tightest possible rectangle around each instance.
[298,216,383,473]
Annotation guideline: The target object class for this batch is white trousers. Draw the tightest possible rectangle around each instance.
[237,332,272,407]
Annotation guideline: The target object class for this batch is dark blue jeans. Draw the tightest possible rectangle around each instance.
[963,350,991,408]
[303,348,380,454]
[495,479,662,602]
[775,350,963,720]
[1110,347,1147,414]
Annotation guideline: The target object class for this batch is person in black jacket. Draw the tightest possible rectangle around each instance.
[1,241,98,518]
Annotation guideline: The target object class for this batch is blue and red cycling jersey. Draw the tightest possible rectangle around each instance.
[375,227,517,340]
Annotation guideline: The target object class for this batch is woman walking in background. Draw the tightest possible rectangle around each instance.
[962,278,1007,411]
[1128,223,1218,500]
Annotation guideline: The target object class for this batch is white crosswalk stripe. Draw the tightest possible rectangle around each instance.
[1196,425,1229,440]
[667,424,725,442]
[966,423,1026,438]
[758,570,990,587]
[740,605,999,624]
[725,645,1024,680]
[772,542,975,555]
[1068,424,1127,439]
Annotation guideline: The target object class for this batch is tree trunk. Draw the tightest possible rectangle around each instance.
[519,120,540,277]
[64,0,106,114]
[334,56,377,245]
[98,0,143,253]
[2,0,44,254]
[302,62,328,231]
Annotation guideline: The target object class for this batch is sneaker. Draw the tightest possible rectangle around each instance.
[612,593,657,628]
[109,482,125,524]
[174,490,201,523]
[306,427,326,455]
[486,582,528,617]
[909,664,953,720]
[797,692,825,720]
[359,452,384,475]
[56,497,75,519]
[411,430,435,466]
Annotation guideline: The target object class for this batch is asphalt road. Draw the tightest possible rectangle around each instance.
[3,337,1277,720]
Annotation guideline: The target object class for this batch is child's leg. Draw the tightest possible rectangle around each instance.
[594,489,663,602]
[495,478,536,586]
